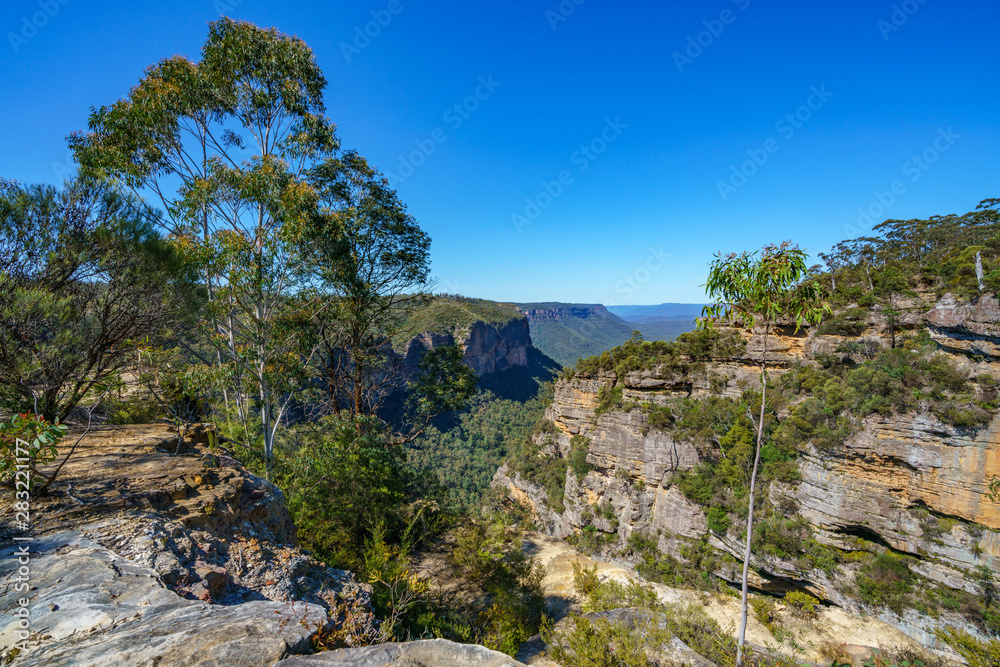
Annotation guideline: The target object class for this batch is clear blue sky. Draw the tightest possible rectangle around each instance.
[2,0,997,304]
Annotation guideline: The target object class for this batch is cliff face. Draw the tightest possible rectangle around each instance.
[0,425,377,666]
[519,303,614,322]
[399,315,532,377]
[494,292,1000,654]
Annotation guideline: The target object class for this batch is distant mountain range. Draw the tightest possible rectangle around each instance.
[516,302,702,368]
[606,303,707,323]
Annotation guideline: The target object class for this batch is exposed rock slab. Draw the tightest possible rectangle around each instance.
[0,532,325,666]
[275,639,525,666]
[0,424,378,664]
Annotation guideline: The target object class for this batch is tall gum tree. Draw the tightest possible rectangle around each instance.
[698,241,828,667]
[304,150,432,420]
[70,18,343,475]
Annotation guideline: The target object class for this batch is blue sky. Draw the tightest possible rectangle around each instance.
[2,0,998,304]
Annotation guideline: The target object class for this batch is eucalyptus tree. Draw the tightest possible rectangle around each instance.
[304,151,432,418]
[698,242,828,667]
[0,178,193,422]
[69,18,343,474]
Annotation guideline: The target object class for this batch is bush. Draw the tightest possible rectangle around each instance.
[783,590,820,618]
[452,516,548,656]
[751,596,780,637]
[0,413,66,492]
[856,552,914,614]
[508,436,568,513]
[936,628,1000,667]
[543,613,667,667]
[569,435,594,480]
[706,506,730,533]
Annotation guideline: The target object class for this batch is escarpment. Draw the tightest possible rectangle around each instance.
[399,316,532,377]
[494,292,1000,658]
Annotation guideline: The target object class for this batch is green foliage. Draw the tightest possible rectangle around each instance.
[856,552,915,614]
[451,515,548,656]
[574,327,745,378]
[408,384,553,509]
[568,435,594,480]
[935,628,1000,667]
[707,506,731,533]
[627,534,727,593]
[70,17,346,470]
[565,566,746,667]
[0,179,195,422]
[814,309,868,337]
[509,435,568,513]
[408,345,479,418]
[783,590,820,618]
[544,613,669,667]
[269,415,419,572]
[750,596,780,637]
[822,200,1000,304]
[0,413,67,490]
[594,384,626,416]
[397,296,522,349]
[306,150,432,419]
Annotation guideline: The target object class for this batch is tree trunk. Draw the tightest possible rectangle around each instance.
[976,251,985,292]
[737,324,768,667]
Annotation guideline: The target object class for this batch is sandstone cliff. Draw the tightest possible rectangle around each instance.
[493,292,1000,659]
[398,316,531,377]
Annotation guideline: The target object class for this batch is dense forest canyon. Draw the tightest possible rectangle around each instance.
[4,16,1000,667]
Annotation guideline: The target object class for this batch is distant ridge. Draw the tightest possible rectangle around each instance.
[606,303,706,323]
[516,302,697,368]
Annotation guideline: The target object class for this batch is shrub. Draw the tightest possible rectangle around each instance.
[856,552,914,614]
[707,506,730,533]
[543,613,667,667]
[935,628,1000,667]
[594,384,624,416]
[751,596,780,637]
[0,413,66,492]
[569,435,594,480]
[783,590,820,618]
[452,516,548,656]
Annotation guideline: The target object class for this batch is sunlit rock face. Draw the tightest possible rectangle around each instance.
[493,292,1000,654]
[399,316,532,377]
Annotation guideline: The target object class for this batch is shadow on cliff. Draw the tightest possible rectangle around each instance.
[477,347,560,402]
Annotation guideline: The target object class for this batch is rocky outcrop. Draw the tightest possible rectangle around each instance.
[276,639,526,666]
[519,304,614,323]
[926,293,1000,359]
[0,424,376,665]
[399,316,532,377]
[494,292,1000,658]
[0,532,327,667]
